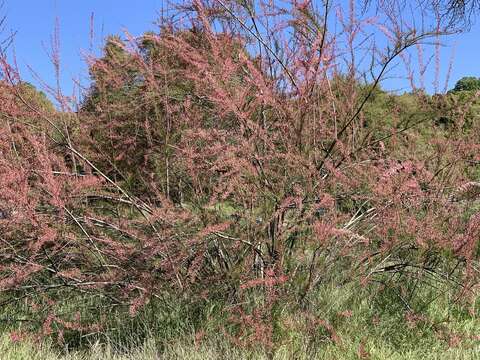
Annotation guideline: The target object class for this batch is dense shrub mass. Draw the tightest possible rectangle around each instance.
[0,0,479,355]
[449,77,480,94]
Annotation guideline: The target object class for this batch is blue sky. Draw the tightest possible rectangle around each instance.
[3,0,164,101]
[3,0,480,102]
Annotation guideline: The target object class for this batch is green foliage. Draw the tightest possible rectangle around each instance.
[16,82,55,113]
[449,76,480,94]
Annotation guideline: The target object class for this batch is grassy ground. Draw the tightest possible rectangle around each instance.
[2,334,480,359]
[2,281,479,359]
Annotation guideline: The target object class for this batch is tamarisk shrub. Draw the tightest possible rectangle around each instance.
[0,70,205,342]
[0,0,479,348]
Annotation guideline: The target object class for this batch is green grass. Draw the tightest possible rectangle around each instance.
[2,333,480,359]
[2,279,480,359]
